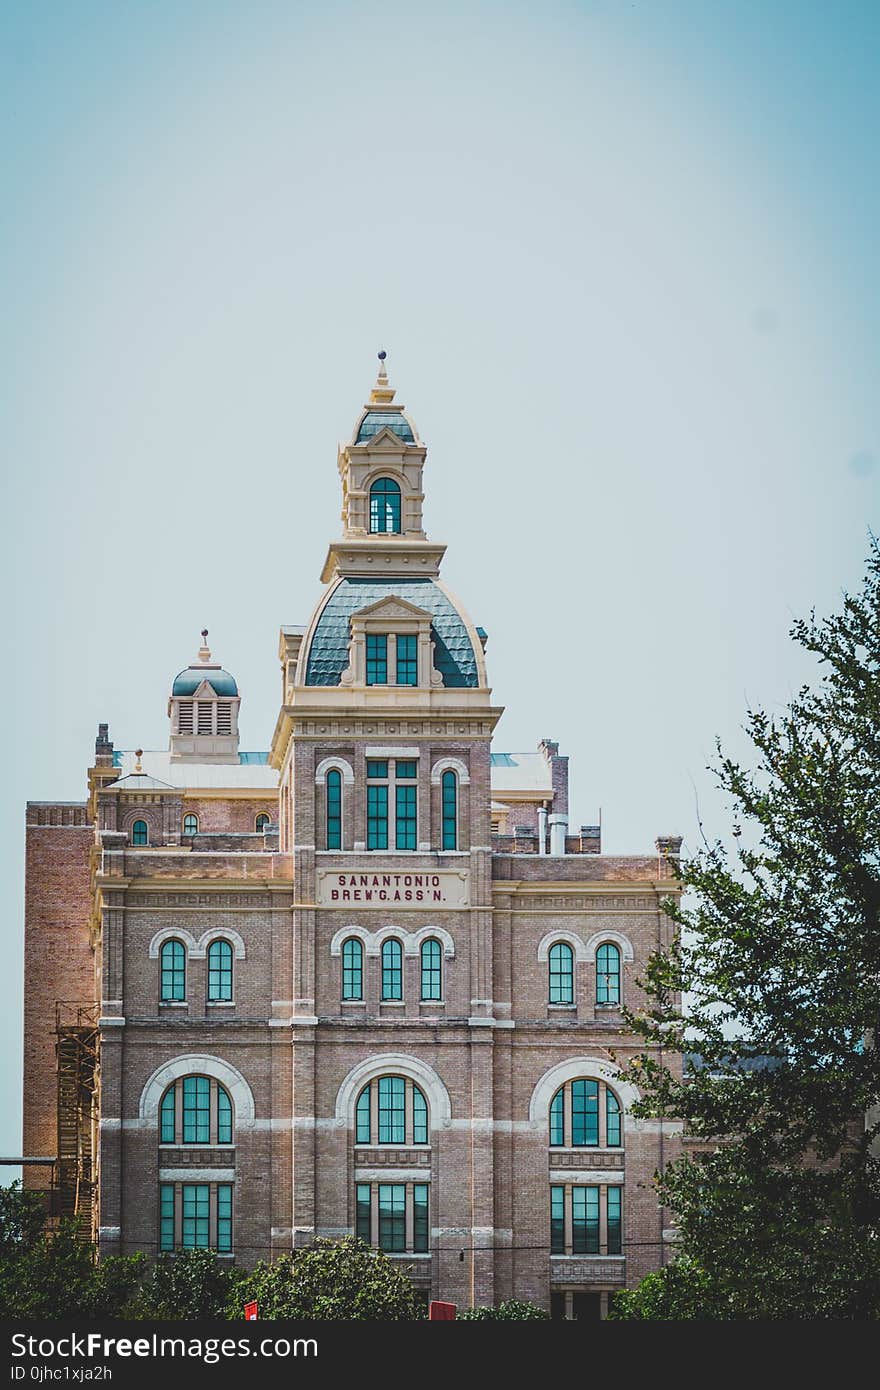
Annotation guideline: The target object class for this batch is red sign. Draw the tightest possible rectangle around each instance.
[429,1300,456,1320]
[244,1301,258,1320]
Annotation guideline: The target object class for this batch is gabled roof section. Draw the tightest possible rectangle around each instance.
[352,594,434,622]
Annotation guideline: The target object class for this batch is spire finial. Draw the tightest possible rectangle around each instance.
[134,749,143,773]
[370,348,395,405]
[198,629,212,663]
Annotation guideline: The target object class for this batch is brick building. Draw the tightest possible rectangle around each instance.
[23,356,683,1317]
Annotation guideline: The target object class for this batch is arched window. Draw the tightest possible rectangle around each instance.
[342,938,363,1000]
[381,938,403,1000]
[159,1076,233,1145]
[355,1076,429,1145]
[255,813,271,833]
[369,477,402,534]
[326,769,342,850]
[182,814,198,836]
[207,939,233,1002]
[132,820,149,846]
[549,1080,623,1148]
[420,939,442,1001]
[596,943,621,1006]
[160,939,186,1002]
[548,942,574,1004]
[441,770,457,850]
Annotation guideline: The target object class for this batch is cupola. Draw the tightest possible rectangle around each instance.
[168,631,241,763]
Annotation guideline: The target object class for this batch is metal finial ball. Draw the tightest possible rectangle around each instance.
[201,628,209,639]
[378,350,387,361]
[135,748,143,758]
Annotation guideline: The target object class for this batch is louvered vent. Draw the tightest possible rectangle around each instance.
[178,702,194,734]
[216,702,232,735]
[197,701,214,735]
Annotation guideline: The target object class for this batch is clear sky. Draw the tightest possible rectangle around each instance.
[1,0,877,1160]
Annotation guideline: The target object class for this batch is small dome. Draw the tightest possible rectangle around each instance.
[355,411,415,445]
[172,667,239,697]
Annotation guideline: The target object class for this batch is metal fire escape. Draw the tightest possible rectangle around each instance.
[55,1002,99,1236]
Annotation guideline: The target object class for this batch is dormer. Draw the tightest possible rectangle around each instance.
[340,595,444,690]
[168,631,241,763]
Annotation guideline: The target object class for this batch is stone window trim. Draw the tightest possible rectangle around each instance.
[335,1053,452,1130]
[329,924,455,960]
[340,598,443,689]
[529,1058,640,1135]
[314,756,355,786]
[148,928,246,961]
[139,1055,255,1128]
[429,756,470,786]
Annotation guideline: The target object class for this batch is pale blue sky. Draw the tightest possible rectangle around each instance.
[1,1,877,1159]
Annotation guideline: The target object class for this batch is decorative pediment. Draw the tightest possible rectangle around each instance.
[351,595,433,623]
[359,425,410,451]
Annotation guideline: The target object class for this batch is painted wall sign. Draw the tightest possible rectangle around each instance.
[317,868,469,908]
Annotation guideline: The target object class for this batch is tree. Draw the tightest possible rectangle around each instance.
[128,1248,232,1320]
[458,1299,549,1320]
[231,1237,422,1319]
[614,540,880,1319]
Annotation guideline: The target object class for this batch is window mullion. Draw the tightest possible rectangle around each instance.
[564,1186,573,1256]
[599,1183,608,1255]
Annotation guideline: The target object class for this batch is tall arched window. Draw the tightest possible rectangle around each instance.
[548,942,574,1004]
[342,938,363,1000]
[420,939,442,1001]
[369,477,402,534]
[160,939,186,1002]
[132,820,149,846]
[381,938,403,1000]
[441,770,457,850]
[207,939,233,1002]
[326,769,342,850]
[160,1076,233,1145]
[549,1079,623,1149]
[182,814,198,836]
[355,1076,429,1145]
[596,943,621,1006]
[255,813,270,833]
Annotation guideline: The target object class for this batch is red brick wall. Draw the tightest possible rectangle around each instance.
[23,806,95,1186]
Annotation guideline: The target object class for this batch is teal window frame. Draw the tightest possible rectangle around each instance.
[441,770,457,849]
[395,759,417,779]
[420,938,442,1000]
[326,769,342,849]
[606,1089,622,1148]
[159,1183,175,1251]
[550,1186,565,1254]
[342,937,363,1000]
[396,633,417,685]
[217,1085,232,1145]
[548,941,575,1004]
[378,1076,406,1143]
[597,942,621,1005]
[182,1076,211,1145]
[367,783,388,850]
[207,939,233,1002]
[413,1184,429,1252]
[356,1084,371,1144]
[381,938,402,999]
[216,1184,233,1253]
[255,813,270,833]
[395,783,417,850]
[572,1185,600,1254]
[571,1079,599,1147]
[378,1184,407,1251]
[412,1084,428,1144]
[366,633,388,685]
[160,1088,176,1144]
[131,819,148,846]
[607,1186,622,1255]
[182,813,198,836]
[160,939,186,1002]
[356,1184,371,1243]
[182,1183,210,1248]
[369,477,402,534]
[549,1088,564,1147]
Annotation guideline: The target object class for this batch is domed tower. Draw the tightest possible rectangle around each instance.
[168,630,241,763]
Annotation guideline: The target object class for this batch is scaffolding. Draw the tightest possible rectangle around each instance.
[55,1002,99,1237]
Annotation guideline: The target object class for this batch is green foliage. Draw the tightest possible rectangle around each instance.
[0,1182,48,1258]
[231,1236,421,1320]
[617,540,880,1319]
[128,1248,233,1320]
[458,1299,549,1320]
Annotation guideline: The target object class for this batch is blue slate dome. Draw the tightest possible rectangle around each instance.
[305,579,478,688]
[354,411,415,444]
[172,667,239,697]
